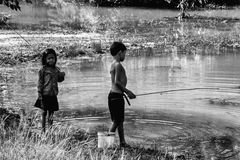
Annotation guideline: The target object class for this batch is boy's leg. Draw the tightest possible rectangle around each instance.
[42,110,47,132]
[109,121,118,132]
[119,123,130,148]
[48,111,54,127]
[118,122,126,146]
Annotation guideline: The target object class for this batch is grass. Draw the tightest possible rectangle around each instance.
[1,108,240,160]
[0,116,177,160]
[2,112,239,160]
[0,123,101,160]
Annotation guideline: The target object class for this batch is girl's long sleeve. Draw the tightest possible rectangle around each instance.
[37,69,44,99]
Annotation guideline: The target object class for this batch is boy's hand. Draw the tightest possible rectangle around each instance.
[126,90,136,99]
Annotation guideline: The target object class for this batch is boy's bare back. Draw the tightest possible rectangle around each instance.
[110,61,127,93]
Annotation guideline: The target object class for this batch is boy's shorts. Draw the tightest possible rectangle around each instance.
[108,92,125,123]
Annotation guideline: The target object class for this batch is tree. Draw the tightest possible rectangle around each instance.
[2,0,32,11]
[164,0,209,20]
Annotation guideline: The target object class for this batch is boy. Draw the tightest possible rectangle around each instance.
[108,41,136,148]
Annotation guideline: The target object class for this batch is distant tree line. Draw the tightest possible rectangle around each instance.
[85,0,240,8]
[0,0,32,10]
[2,0,240,11]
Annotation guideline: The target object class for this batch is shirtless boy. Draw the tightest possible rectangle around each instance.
[108,41,136,148]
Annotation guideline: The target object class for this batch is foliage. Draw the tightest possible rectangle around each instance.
[2,0,32,11]
[163,0,211,19]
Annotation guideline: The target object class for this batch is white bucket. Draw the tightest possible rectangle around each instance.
[97,132,115,148]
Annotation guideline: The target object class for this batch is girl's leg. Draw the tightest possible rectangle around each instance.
[42,110,47,132]
[48,111,54,127]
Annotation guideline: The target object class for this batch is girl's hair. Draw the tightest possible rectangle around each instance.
[41,48,57,66]
[110,41,127,56]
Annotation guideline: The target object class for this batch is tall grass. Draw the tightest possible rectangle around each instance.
[0,116,169,160]
[0,126,108,160]
[0,116,106,160]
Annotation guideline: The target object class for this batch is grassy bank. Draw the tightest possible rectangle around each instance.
[1,108,240,160]
[0,120,185,160]
[1,119,240,159]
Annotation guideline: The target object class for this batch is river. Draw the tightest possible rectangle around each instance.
[2,50,240,148]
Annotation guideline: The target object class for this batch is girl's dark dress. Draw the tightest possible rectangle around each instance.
[34,66,64,111]
[42,95,59,111]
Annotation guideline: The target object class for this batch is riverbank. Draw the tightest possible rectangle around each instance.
[1,106,240,159]
[0,107,190,159]
[0,121,185,160]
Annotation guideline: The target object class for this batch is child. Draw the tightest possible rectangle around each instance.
[34,48,65,132]
[108,41,136,148]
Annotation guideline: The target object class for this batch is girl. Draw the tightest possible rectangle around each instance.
[35,48,65,132]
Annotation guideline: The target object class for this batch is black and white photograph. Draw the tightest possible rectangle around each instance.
[1,0,240,159]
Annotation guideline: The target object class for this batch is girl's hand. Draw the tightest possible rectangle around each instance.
[61,72,65,77]
[40,100,44,109]
[60,71,65,77]
[58,72,65,82]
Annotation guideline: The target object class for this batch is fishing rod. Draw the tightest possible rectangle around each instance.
[3,21,44,54]
[5,23,33,47]
[136,86,240,97]
[4,21,32,47]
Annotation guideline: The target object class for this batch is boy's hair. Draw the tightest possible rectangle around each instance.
[42,48,57,66]
[110,41,127,56]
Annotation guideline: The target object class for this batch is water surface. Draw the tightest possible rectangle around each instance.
[2,52,240,135]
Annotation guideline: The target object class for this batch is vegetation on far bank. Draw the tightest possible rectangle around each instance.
[0,0,240,67]
[1,0,240,22]
[0,13,240,66]
[2,0,240,10]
